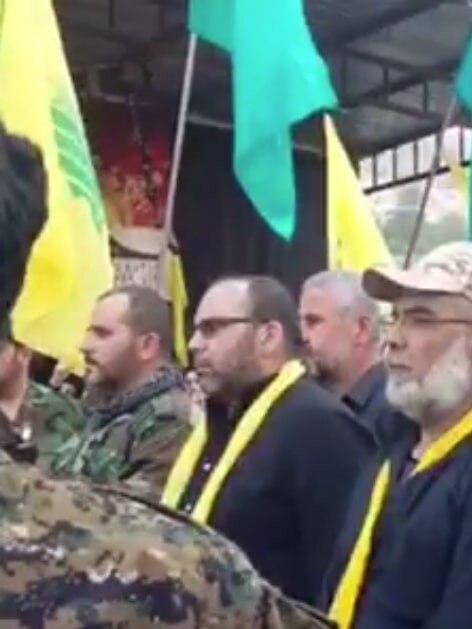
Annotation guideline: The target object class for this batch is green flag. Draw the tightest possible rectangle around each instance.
[455,35,472,239]
[189,0,338,240]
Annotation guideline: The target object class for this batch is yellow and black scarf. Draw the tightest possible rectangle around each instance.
[329,407,472,629]
[161,360,306,524]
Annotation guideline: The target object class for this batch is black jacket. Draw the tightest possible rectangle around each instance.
[343,364,412,452]
[178,374,375,604]
[321,432,472,629]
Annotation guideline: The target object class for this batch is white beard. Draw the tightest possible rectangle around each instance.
[386,336,472,422]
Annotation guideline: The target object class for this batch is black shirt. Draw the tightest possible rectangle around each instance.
[321,433,472,629]
[343,364,412,452]
[178,374,376,605]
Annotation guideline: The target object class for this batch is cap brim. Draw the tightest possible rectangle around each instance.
[362,267,463,302]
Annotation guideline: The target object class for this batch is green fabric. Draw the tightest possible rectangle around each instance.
[47,388,190,487]
[0,382,85,468]
[189,0,338,240]
[30,382,85,457]
[455,35,472,239]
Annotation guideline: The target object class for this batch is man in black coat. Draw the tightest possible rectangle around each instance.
[162,276,375,604]
[300,270,410,451]
[322,242,472,629]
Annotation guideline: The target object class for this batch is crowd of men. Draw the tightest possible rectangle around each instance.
[3,120,472,628]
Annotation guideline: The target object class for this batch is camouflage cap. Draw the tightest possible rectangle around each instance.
[363,241,472,303]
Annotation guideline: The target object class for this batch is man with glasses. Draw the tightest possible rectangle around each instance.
[323,242,472,629]
[162,276,375,605]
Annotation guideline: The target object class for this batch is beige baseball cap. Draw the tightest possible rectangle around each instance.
[363,242,472,303]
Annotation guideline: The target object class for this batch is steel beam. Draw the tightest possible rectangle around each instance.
[343,48,418,74]
[66,17,185,67]
[342,56,458,108]
[358,117,457,156]
[364,160,470,195]
[321,0,448,52]
[368,100,443,123]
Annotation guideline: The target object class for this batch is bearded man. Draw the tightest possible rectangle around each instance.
[163,275,374,605]
[48,286,190,494]
[322,241,472,629]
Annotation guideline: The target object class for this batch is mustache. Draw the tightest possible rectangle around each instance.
[83,354,100,368]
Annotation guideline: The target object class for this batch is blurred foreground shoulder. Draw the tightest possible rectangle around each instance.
[0,452,332,628]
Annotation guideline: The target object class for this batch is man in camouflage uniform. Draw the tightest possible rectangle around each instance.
[48,286,191,494]
[0,334,84,466]
[0,448,332,628]
[0,116,333,628]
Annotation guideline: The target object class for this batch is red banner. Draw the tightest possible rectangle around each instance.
[95,106,170,232]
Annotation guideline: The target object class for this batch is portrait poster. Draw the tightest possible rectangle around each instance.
[93,104,172,298]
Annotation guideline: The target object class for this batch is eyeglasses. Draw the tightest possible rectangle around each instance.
[384,313,472,330]
[193,317,254,338]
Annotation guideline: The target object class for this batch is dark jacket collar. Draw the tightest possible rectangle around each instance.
[343,363,386,412]
[206,375,276,434]
[86,365,186,429]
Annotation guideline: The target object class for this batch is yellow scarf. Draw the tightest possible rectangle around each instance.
[161,360,306,524]
[329,407,472,629]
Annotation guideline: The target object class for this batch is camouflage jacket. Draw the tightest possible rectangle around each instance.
[0,450,333,628]
[47,366,191,495]
[0,381,84,466]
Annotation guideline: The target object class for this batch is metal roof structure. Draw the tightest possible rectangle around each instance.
[56,0,472,157]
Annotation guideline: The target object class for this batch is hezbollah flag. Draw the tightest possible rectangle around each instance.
[0,0,113,370]
[324,116,393,271]
[166,243,189,368]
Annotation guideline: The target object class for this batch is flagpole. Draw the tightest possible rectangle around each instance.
[403,97,458,268]
[163,33,198,246]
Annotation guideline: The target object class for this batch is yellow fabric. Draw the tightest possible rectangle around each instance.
[324,115,393,272]
[443,150,468,198]
[0,0,113,371]
[166,249,189,367]
[162,360,306,523]
[329,461,391,629]
[330,407,472,629]
[412,408,472,475]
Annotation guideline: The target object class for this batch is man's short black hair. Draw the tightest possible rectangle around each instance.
[214,275,302,354]
[100,285,173,357]
[0,122,48,338]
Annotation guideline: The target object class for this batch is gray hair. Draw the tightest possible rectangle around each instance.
[302,270,381,341]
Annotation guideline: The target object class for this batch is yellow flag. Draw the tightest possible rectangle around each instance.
[166,247,189,367]
[324,116,393,272]
[443,149,468,198]
[0,0,113,370]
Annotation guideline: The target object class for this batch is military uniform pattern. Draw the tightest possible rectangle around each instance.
[30,381,85,456]
[0,381,84,465]
[47,370,191,496]
[0,452,332,628]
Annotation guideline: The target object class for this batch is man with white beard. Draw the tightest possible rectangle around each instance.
[321,241,472,629]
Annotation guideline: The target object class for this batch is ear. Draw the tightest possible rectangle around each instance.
[256,321,284,355]
[136,332,162,362]
[353,315,373,345]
